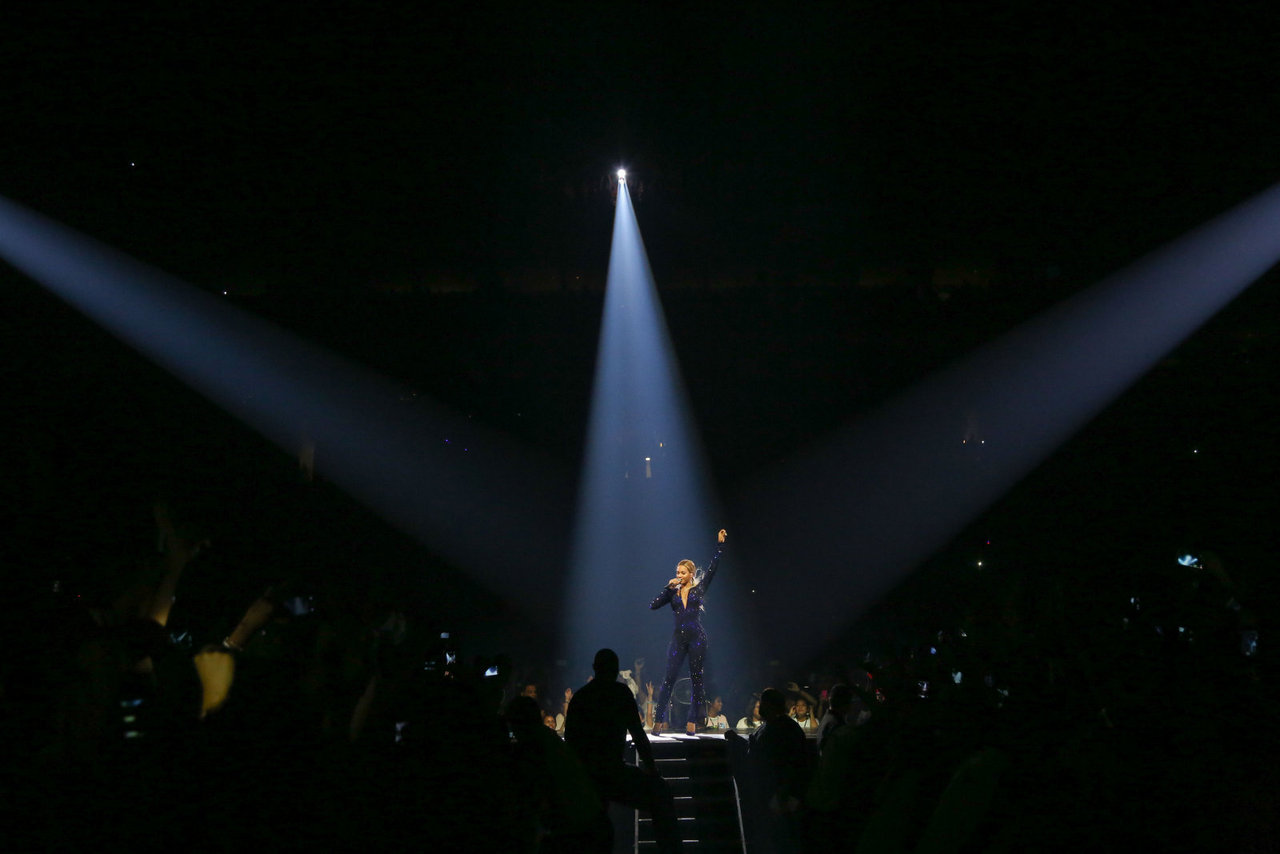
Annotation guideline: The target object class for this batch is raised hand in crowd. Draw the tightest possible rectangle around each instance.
[193,645,235,718]
[223,590,277,652]
[147,500,210,627]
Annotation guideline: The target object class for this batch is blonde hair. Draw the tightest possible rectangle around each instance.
[677,559,696,575]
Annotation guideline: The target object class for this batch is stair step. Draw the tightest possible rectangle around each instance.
[622,738,745,852]
[639,815,739,826]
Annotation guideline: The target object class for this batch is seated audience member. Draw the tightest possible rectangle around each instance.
[704,695,729,730]
[790,697,817,731]
[737,695,763,730]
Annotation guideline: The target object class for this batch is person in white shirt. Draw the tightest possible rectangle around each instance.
[791,697,817,731]
[736,696,763,730]
[703,695,729,730]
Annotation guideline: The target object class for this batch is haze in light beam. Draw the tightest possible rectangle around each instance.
[734,180,1280,665]
[0,195,575,637]
[564,181,745,685]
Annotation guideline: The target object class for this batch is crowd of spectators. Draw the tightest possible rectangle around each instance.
[2,474,1277,853]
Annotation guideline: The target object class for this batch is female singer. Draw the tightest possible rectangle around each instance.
[650,528,727,733]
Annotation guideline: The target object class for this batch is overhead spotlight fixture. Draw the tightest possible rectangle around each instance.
[617,169,626,182]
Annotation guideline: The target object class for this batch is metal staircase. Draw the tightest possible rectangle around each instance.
[619,734,746,853]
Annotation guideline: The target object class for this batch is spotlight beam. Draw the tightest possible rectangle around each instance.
[564,179,748,677]
[0,196,573,618]
[735,181,1280,662]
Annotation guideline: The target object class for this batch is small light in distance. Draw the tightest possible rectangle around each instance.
[617,169,626,182]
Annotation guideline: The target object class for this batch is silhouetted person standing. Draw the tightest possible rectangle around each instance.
[504,695,607,851]
[565,648,680,853]
[727,687,809,854]
[816,683,854,754]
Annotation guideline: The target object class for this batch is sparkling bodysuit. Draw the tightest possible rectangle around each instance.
[650,541,724,726]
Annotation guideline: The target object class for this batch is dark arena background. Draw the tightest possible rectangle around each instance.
[3,5,1280,852]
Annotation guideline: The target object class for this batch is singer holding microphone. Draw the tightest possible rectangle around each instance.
[650,528,727,734]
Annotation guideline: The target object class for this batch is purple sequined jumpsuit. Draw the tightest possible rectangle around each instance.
[650,541,724,726]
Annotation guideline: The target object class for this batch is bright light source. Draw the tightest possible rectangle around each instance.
[617,169,626,181]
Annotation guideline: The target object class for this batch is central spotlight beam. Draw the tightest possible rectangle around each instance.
[0,196,573,623]
[564,177,745,681]
[735,180,1280,664]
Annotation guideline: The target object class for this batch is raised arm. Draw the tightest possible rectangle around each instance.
[700,529,728,592]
